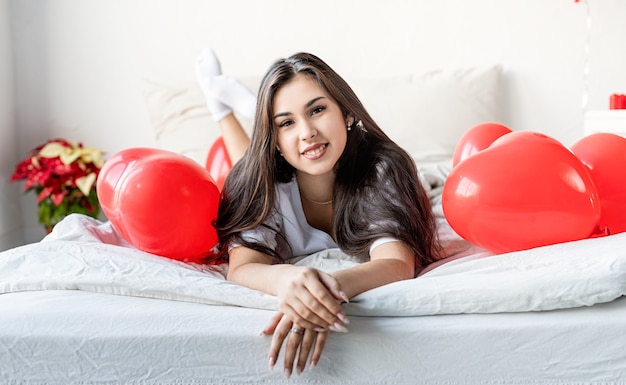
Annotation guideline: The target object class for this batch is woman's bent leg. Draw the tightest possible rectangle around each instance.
[218,113,250,164]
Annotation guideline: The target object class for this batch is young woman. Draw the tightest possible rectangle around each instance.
[196,49,440,378]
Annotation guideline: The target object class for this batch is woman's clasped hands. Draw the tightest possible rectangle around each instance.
[261,266,350,377]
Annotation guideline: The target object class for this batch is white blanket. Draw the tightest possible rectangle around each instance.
[2,210,626,316]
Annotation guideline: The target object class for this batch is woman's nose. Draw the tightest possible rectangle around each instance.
[299,121,317,140]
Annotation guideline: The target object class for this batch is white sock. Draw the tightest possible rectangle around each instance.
[195,48,232,122]
[212,75,257,121]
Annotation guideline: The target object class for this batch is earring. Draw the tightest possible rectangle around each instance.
[356,120,366,132]
[347,118,355,131]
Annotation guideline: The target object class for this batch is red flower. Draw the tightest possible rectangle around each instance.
[11,138,105,229]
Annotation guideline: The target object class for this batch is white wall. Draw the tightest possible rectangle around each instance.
[0,0,23,250]
[5,0,626,247]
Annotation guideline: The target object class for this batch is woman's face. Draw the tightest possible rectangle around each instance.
[272,75,349,178]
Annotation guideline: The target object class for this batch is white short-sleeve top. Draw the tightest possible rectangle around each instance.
[233,177,397,263]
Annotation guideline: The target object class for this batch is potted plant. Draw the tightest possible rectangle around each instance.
[10,138,105,232]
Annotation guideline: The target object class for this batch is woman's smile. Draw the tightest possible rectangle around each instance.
[302,143,328,159]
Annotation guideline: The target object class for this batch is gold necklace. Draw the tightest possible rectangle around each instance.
[299,190,333,205]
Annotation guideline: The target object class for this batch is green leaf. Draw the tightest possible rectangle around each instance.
[36,187,101,230]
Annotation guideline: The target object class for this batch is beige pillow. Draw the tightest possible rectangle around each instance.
[143,65,502,164]
[347,65,503,160]
[141,78,257,166]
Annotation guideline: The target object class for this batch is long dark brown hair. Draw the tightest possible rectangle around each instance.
[215,52,440,270]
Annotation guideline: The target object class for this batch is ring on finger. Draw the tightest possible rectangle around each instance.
[290,327,305,335]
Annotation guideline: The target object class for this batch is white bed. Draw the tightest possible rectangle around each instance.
[2,160,626,384]
[2,291,625,384]
[3,65,626,384]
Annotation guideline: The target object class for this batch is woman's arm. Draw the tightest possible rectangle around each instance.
[227,246,347,330]
[331,240,415,299]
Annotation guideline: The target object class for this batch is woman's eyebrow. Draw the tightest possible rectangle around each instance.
[305,96,326,108]
[273,96,327,120]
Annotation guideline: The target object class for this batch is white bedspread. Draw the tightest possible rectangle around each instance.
[2,211,626,317]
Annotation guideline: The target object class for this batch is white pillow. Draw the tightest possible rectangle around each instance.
[142,66,502,164]
[346,65,503,160]
[141,78,258,166]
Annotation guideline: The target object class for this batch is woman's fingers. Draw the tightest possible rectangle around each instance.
[284,327,328,377]
[267,316,292,371]
[296,328,316,374]
[278,268,348,330]
[279,294,343,330]
[265,316,331,377]
[279,303,327,330]
[283,325,305,378]
[264,269,345,377]
[318,271,350,303]
[301,279,349,332]
[260,311,284,336]
[310,329,329,370]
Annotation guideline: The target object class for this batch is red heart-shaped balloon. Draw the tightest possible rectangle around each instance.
[205,136,232,191]
[97,148,220,263]
[443,131,601,253]
[452,122,513,167]
[571,133,626,235]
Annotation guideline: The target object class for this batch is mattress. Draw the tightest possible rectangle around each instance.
[1,289,625,385]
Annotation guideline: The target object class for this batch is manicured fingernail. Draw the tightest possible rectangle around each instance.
[268,357,275,370]
[296,368,302,377]
[337,313,350,324]
[284,368,291,379]
[310,361,317,371]
[340,291,350,303]
[314,327,328,332]
[329,322,348,333]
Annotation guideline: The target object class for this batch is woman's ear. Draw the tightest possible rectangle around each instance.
[346,115,355,127]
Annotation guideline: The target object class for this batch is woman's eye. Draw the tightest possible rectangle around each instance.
[278,120,294,128]
[311,106,326,115]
